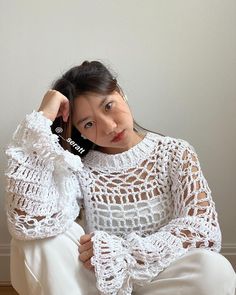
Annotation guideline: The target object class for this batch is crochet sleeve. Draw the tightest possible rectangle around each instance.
[90,140,222,295]
[5,111,83,240]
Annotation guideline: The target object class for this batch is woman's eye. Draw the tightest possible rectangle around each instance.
[105,102,113,111]
[84,122,93,129]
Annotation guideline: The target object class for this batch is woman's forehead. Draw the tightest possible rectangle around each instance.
[73,91,119,108]
[72,93,110,122]
[73,93,107,109]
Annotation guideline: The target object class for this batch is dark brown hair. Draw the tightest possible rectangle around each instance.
[51,60,164,157]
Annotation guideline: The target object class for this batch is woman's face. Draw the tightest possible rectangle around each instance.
[72,91,142,154]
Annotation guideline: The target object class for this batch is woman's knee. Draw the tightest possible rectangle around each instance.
[189,249,236,294]
[11,222,85,272]
[11,222,87,295]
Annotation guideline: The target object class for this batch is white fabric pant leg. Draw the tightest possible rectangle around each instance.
[10,222,100,295]
[133,248,236,295]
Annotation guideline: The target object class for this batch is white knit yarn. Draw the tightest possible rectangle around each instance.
[5,111,222,295]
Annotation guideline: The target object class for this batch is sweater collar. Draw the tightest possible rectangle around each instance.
[83,132,161,172]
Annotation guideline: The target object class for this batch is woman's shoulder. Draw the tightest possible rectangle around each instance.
[149,131,196,153]
[149,133,199,176]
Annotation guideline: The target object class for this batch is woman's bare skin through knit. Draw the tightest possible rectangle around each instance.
[5,61,236,295]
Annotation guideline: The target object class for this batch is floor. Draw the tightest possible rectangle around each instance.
[0,286,18,295]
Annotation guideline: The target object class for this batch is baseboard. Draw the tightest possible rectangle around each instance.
[1,242,236,283]
[0,281,12,286]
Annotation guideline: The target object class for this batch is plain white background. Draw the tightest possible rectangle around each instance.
[0,0,235,282]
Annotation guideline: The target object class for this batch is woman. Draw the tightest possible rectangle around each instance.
[5,61,236,295]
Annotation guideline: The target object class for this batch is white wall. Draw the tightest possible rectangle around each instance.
[1,0,236,282]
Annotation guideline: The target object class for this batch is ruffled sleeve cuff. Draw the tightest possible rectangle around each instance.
[91,231,137,295]
[91,230,188,295]
[7,110,83,172]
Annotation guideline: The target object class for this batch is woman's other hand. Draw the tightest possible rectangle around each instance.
[79,233,94,271]
[38,89,70,122]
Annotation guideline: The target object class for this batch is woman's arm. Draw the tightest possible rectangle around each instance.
[90,140,221,295]
[5,110,83,240]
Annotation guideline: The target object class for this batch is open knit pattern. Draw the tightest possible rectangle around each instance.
[5,111,221,295]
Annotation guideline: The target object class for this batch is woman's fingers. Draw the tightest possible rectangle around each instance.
[56,99,70,122]
[84,259,94,270]
[79,240,92,253]
[79,248,93,262]
[80,233,92,244]
[60,97,70,122]
[79,233,95,271]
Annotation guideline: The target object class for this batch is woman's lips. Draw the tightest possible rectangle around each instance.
[111,130,125,142]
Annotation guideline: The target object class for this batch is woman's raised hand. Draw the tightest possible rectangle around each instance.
[38,89,70,122]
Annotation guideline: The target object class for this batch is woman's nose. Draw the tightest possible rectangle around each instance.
[99,116,117,134]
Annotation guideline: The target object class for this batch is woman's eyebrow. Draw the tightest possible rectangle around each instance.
[76,97,108,125]
[77,116,91,125]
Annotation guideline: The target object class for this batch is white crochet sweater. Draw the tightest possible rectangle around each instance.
[5,111,221,295]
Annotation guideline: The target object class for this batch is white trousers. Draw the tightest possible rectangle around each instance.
[10,222,236,295]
